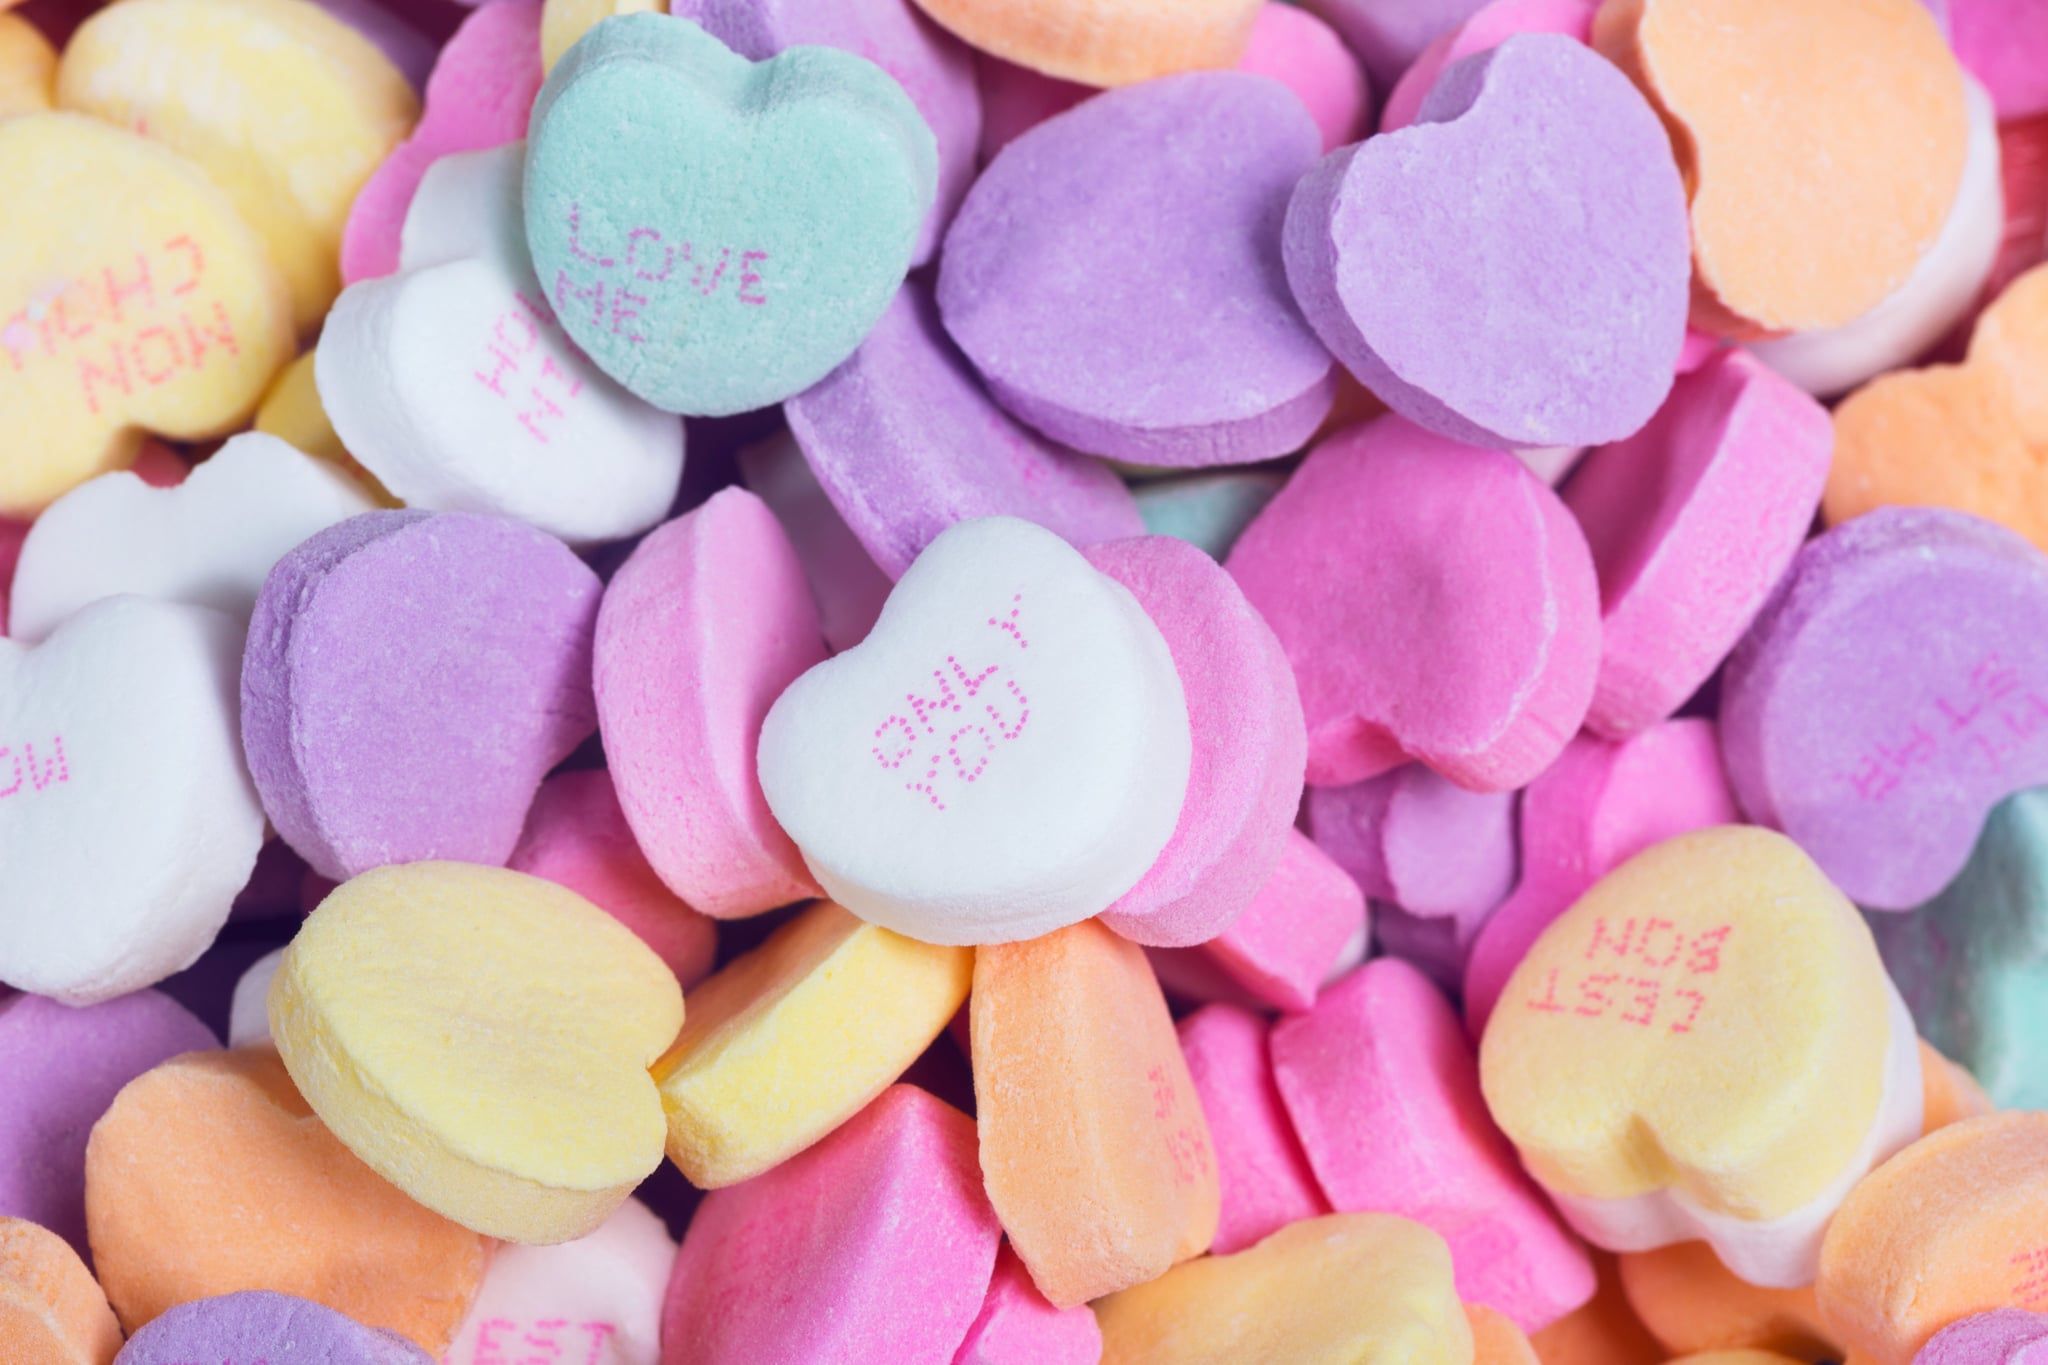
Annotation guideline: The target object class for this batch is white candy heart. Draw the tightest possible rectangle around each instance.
[758,516,1192,945]
[317,144,685,547]
[8,432,376,642]
[229,945,286,1047]
[0,595,264,1004]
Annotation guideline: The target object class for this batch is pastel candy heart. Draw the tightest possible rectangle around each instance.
[1298,0,1491,90]
[785,283,1141,579]
[595,488,827,919]
[1594,0,1968,337]
[340,0,544,285]
[1480,827,1923,1289]
[1305,764,1517,929]
[1273,958,1596,1330]
[1130,471,1284,562]
[0,989,216,1257]
[1463,721,1738,1036]
[0,596,265,1003]
[1748,78,2003,399]
[1380,0,1596,133]
[1563,350,1832,738]
[241,510,601,882]
[1226,415,1601,792]
[319,145,686,546]
[440,1200,672,1365]
[1619,1240,1836,1360]
[660,1084,1001,1364]
[1829,264,2048,552]
[0,1217,122,1365]
[1090,535,1305,949]
[1528,1254,1666,1365]
[1951,0,2048,119]
[1720,507,2048,909]
[228,947,285,1047]
[1918,1310,2048,1365]
[668,0,980,264]
[758,516,1191,945]
[58,0,418,331]
[0,114,292,516]
[10,432,375,642]
[737,433,893,652]
[85,1048,490,1351]
[115,1291,430,1365]
[939,72,1335,467]
[1283,34,1689,450]
[953,1245,1103,1365]
[525,13,937,416]
[1094,1213,1475,1364]
[909,0,1259,87]
[269,862,686,1243]
[0,11,53,115]
[541,0,661,71]
[254,353,368,488]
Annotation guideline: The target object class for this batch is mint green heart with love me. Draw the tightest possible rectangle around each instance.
[524,14,937,416]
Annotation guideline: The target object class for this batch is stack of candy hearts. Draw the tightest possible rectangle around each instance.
[15,0,2048,1359]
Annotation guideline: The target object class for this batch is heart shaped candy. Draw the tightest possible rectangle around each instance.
[1480,827,1923,1288]
[117,1292,433,1365]
[1283,34,1689,449]
[1379,0,1596,133]
[0,114,293,516]
[0,13,53,116]
[0,596,264,1004]
[909,0,1259,86]
[757,516,1192,945]
[10,432,376,642]
[320,145,686,546]
[525,13,937,416]
[86,1048,490,1351]
[1721,508,2048,909]
[270,862,686,1243]
[0,1218,121,1365]
[241,510,601,882]
[439,1200,672,1365]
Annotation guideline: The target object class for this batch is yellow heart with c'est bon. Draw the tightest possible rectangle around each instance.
[0,112,292,517]
[58,0,417,331]
[269,861,686,1245]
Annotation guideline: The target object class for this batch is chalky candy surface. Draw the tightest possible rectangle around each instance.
[114,1291,430,1364]
[1300,0,1490,90]
[938,71,1335,468]
[1304,763,1517,925]
[0,13,55,117]
[1283,34,1689,450]
[1380,0,1596,133]
[952,1244,1102,1365]
[1130,472,1283,562]
[241,509,600,882]
[9,432,375,641]
[0,1216,122,1365]
[0,113,292,516]
[0,595,265,1004]
[269,862,684,1244]
[669,0,979,264]
[785,282,1141,579]
[524,13,937,416]
[1480,827,1922,1288]
[1721,507,2048,909]
[758,517,1191,945]
[1227,414,1599,791]
[1563,351,1831,738]
[1951,0,2048,119]
[1617,1240,1836,1361]
[0,989,214,1258]
[737,433,892,652]
[910,0,1259,87]
[660,1084,1000,1364]
[1917,1309,2048,1365]
[440,1200,672,1365]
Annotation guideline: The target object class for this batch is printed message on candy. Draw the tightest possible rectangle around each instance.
[446,1318,620,1365]
[1522,916,1732,1034]
[868,596,1031,812]
[1843,650,2048,801]
[473,290,586,444]
[0,736,67,800]
[551,204,768,347]
[1149,1061,1212,1190]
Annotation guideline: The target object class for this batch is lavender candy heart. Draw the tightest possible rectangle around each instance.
[938,71,1336,468]
[0,989,214,1260]
[1917,1310,2048,1364]
[1298,0,1491,92]
[786,282,1143,578]
[1283,34,1688,450]
[1722,507,2048,910]
[115,1291,431,1364]
[668,0,980,265]
[241,511,601,882]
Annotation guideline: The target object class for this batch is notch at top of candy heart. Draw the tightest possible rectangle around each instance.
[524,13,937,416]
[757,516,1192,945]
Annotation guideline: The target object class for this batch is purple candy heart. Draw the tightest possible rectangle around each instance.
[938,71,1336,468]
[1298,0,1491,90]
[241,511,601,882]
[115,1290,431,1364]
[1722,507,2048,909]
[1917,1309,2048,1364]
[786,282,1142,579]
[1283,34,1688,449]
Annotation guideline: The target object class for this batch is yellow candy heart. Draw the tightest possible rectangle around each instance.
[254,349,392,501]
[0,112,292,515]
[541,0,663,72]
[653,899,970,1189]
[270,861,685,1244]
[0,12,54,117]
[1095,1213,1475,1364]
[58,0,417,331]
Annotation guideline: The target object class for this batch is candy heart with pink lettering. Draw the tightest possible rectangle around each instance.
[1284,34,1689,449]
[0,595,263,1003]
[1723,507,2048,909]
[1227,414,1600,791]
[758,516,1191,945]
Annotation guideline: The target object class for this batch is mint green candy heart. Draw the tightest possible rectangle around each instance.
[524,14,937,416]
